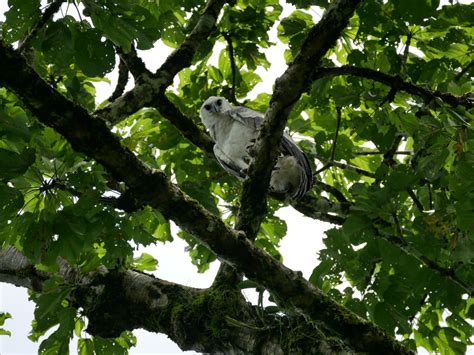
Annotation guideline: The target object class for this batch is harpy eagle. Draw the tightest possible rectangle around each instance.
[200,96,313,200]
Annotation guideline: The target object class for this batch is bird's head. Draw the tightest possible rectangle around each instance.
[200,96,232,115]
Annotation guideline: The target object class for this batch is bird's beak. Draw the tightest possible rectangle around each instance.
[211,103,220,113]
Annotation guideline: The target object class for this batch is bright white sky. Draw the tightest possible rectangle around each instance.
[0,2,331,354]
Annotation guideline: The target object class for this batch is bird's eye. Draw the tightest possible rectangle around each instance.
[204,104,211,110]
[216,99,222,106]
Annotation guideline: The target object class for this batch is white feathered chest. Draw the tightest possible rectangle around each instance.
[203,113,256,170]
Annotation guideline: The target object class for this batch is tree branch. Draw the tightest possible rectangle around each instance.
[0,247,353,353]
[18,0,65,52]
[108,57,129,102]
[116,45,149,82]
[400,31,412,76]
[291,195,346,225]
[354,150,412,156]
[223,32,238,105]
[153,94,215,156]
[383,134,404,166]
[313,180,351,207]
[313,154,377,179]
[330,106,342,161]
[0,41,410,354]
[312,65,473,109]
[96,0,226,125]
[372,226,473,296]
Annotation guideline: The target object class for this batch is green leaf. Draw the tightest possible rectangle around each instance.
[75,29,116,77]
[94,336,128,355]
[278,11,313,40]
[0,106,31,142]
[0,312,11,337]
[342,215,371,237]
[2,0,41,44]
[385,165,418,192]
[0,148,35,179]
[393,0,439,24]
[133,253,158,272]
[35,287,72,323]
[0,183,23,219]
[218,49,232,81]
[255,238,282,261]
[78,338,94,355]
[74,317,85,338]
[88,2,160,50]
[41,20,75,69]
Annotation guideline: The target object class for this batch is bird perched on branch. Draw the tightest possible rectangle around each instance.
[200,96,313,200]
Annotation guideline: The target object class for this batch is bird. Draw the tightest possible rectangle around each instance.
[200,96,313,200]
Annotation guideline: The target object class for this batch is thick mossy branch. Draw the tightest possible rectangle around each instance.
[0,41,410,354]
[0,248,352,353]
[117,45,149,82]
[313,65,473,109]
[96,0,226,125]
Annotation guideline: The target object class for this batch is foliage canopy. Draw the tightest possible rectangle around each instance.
[0,0,473,353]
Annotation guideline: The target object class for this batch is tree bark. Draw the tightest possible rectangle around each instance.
[0,247,353,354]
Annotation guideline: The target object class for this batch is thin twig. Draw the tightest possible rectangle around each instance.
[312,65,473,109]
[409,293,427,325]
[73,0,83,22]
[223,32,238,105]
[117,45,149,81]
[378,86,398,107]
[401,31,412,76]
[407,189,424,213]
[313,180,350,206]
[427,183,433,210]
[313,154,376,179]
[383,134,403,166]
[331,160,376,178]
[18,0,65,52]
[313,163,331,176]
[373,224,473,295]
[330,107,342,161]
[354,150,412,156]
[391,211,403,239]
[108,57,129,102]
[381,135,424,212]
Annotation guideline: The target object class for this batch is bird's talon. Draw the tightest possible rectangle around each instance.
[246,145,256,157]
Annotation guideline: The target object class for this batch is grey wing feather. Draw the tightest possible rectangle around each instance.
[227,106,264,129]
[213,145,246,180]
[228,105,313,198]
[281,133,313,198]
